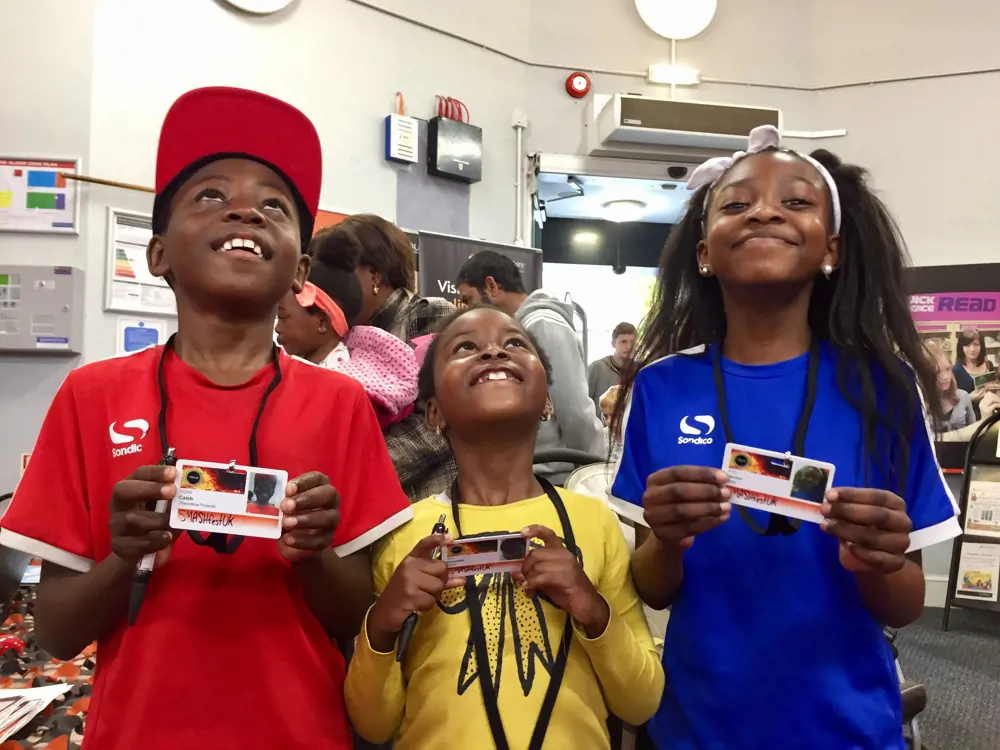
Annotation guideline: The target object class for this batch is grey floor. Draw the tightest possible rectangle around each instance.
[897,607,1000,750]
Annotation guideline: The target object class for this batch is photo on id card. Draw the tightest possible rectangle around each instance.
[169,460,286,539]
[722,443,835,525]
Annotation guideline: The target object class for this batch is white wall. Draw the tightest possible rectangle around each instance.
[528,0,814,88]
[525,0,817,155]
[808,0,1000,267]
[0,0,97,496]
[372,0,532,58]
[89,0,529,245]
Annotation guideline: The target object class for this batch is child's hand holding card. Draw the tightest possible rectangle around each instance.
[821,487,912,574]
[277,471,341,562]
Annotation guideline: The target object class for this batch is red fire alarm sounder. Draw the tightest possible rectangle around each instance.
[565,72,591,99]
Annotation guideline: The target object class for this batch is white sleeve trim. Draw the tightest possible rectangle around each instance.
[334,506,414,558]
[608,493,647,527]
[904,379,961,555]
[0,530,93,573]
[907,516,962,553]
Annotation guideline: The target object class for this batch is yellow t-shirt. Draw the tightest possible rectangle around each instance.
[345,488,664,749]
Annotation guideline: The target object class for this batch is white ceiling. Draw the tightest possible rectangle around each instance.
[537,172,695,224]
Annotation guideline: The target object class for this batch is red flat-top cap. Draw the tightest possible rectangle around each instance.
[155,86,322,221]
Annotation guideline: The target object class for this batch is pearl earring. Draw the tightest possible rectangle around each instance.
[822,264,833,278]
[699,265,711,277]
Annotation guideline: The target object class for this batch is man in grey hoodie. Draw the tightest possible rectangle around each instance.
[457,251,606,481]
[587,321,636,416]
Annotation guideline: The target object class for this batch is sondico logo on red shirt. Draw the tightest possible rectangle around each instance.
[109,419,150,458]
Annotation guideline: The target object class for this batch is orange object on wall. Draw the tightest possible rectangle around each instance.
[314,210,349,234]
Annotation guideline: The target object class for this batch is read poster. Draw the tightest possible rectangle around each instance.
[910,292,1000,445]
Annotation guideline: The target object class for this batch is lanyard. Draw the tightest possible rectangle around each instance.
[451,477,577,750]
[713,339,820,537]
[157,334,283,554]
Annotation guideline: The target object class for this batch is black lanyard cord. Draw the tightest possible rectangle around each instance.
[451,477,577,750]
[156,334,283,554]
[713,339,820,537]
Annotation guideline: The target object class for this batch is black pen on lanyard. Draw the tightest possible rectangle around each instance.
[396,513,448,662]
[127,447,177,626]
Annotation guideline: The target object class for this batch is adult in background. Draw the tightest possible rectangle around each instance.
[275,240,418,429]
[314,215,455,501]
[324,214,454,344]
[951,327,998,419]
[588,322,636,417]
[457,251,605,481]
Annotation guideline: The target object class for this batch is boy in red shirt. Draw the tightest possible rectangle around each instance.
[0,87,412,750]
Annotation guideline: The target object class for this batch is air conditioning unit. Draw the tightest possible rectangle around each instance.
[588,94,781,161]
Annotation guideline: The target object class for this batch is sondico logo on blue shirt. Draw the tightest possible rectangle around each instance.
[678,415,715,445]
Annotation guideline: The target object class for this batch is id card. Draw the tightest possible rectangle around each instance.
[973,371,997,388]
[170,460,287,540]
[723,443,835,525]
[441,533,529,577]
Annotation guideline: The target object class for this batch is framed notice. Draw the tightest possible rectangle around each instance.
[115,316,165,356]
[0,157,80,235]
[104,208,176,317]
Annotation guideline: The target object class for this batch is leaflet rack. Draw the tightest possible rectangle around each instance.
[941,410,1000,630]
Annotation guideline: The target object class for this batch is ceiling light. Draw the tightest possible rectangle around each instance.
[647,64,701,86]
[573,231,600,247]
[221,0,294,14]
[634,0,718,40]
[603,200,647,223]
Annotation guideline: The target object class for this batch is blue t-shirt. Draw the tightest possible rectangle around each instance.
[612,342,960,750]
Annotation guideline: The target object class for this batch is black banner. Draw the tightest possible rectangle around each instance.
[416,231,543,306]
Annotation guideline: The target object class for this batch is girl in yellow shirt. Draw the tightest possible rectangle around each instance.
[345,305,663,749]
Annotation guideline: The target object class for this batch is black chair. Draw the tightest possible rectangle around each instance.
[885,628,927,749]
[0,492,32,622]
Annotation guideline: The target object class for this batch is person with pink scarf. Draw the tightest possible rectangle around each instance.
[276,251,418,428]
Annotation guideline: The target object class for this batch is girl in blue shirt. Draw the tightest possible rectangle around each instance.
[611,125,960,750]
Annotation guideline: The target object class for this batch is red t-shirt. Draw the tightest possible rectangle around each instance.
[0,347,412,750]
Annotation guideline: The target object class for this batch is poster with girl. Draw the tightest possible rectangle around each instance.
[910,292,1000,440]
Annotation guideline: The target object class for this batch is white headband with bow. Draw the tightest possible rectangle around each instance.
[686,124,842,233]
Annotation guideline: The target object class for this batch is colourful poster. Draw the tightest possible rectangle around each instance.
[955,542,1000,602]
[910,292,1000,442]
[0,158,79,234]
